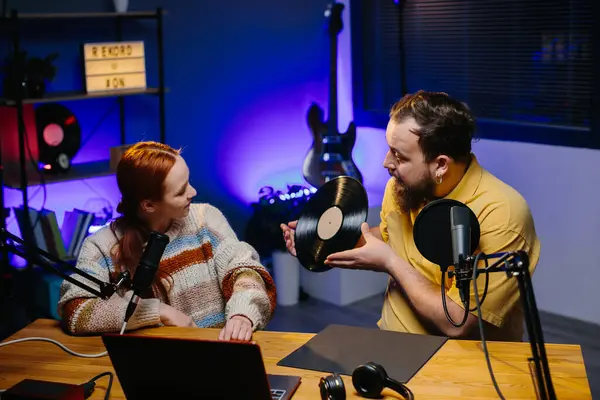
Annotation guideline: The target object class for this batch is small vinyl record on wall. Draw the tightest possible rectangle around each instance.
[35,103,82,173]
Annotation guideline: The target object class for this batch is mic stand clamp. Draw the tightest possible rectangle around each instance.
[448,254,472,305]
[455,250,556,400]
[447,255,472,281]
[0,227,131,300]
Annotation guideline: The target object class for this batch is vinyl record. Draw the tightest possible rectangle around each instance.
[35,103,82,172]
[295,176,368,273]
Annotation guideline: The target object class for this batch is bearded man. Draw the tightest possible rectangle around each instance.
[282,90,540,341]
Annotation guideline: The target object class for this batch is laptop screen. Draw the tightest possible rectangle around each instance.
[102,333,274,400]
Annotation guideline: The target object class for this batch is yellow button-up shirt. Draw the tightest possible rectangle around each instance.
[378,155,540,341]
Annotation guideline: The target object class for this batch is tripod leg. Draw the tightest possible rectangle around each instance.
[518,267,558,400]
[522,268,556,399]
[517,274,548,400]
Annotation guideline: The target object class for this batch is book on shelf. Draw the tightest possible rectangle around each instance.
[13,206,96,262]
[61,208,95,259]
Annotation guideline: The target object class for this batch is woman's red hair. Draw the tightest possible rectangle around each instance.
[110,141,180,293]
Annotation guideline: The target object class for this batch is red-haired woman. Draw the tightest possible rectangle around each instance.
[57,141,276,341]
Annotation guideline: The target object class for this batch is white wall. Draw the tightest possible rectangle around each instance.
[337,0,600,326]
[472,140,600,326]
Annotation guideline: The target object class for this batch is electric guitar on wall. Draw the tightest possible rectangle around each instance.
[302,2,363,189]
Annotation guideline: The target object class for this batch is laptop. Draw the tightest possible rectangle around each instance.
[102,333,302,400]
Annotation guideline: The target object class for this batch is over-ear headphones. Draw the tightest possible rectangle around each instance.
[319,372,345,399]
[319,362,414,400]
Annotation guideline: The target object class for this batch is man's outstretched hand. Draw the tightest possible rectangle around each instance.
[325,222,397,273]
[280,220,297,256]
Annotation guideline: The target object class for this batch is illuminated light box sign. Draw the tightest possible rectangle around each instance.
[82,41,147,92]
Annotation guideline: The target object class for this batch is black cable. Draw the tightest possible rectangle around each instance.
[443,252,492,325]
[469,256,490,311]
[472,252,506,400]
[81,371,113,400]
[441,270,469,327]
[402,384,414,400]
[21,113,47,232]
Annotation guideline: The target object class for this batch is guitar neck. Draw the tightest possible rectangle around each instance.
[328,33,338,134]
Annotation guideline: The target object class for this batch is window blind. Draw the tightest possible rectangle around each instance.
[355,0,593,129]
[358,0,402,113]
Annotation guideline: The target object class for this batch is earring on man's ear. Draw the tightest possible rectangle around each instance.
[436,174,443,184]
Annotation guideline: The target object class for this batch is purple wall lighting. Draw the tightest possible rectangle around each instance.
[217,73,388,211]
[218,73,375,207]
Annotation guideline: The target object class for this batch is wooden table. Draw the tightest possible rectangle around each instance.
[0,319,592,399]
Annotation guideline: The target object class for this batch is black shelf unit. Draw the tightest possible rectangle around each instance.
[0,11,163,20]
[0,8,167,310]
[0,87,162,106]
[3,160,115,188]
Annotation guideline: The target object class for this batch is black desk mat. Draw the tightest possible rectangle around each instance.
[277,324,448,383]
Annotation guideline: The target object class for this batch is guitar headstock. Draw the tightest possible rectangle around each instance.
[324,3,344,37]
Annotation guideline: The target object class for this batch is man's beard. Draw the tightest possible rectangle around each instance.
[392,173,436,214]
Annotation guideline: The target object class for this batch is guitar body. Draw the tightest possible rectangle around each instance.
[302,102,362,188]
[302,3,363,189]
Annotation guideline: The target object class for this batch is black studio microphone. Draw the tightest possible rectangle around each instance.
[121,231,170,334]
[450,206,471,305]
[413,199,480,327]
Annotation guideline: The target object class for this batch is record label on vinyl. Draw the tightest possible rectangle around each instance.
[295,176,368,272]
[43,123,64,146]
[316,206,343,240]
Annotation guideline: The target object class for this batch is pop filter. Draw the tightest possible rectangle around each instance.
[413,199,480,269]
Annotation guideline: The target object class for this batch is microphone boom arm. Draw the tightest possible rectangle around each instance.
[460,250,556,400]
[0,227,130,300]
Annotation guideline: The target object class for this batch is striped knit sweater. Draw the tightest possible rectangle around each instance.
[57,203,277,335]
